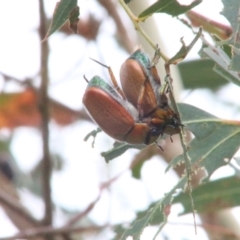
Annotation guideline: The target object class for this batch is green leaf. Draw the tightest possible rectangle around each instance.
[84,128,102,148]
[167,104,240,182]
[114,104,240,239]
[167,28,202,64]
[102,102,232,162]
[201,45,240,86]
[101,143,145,163]
[221,0,240,71]
[221,0,240,47]
[138,0,202,21]
[230,45,240,71]
[222,43,232,58]
[234,156,240,165]
[178,59,227,90]
[43,0,79,41]
[173,176,240,214]
[68,4,80,34]
[131,158,145,179]
[213,63,240,86]
[178,103,219,140]
[118,177,187,240]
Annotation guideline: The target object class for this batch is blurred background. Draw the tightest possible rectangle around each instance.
[0,0,239,239]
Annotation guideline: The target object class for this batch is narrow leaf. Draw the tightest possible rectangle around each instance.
[230,44,240,71]
[119,177,187,239]
[101,143,144,163]
[234,156,240,165]
[221,0,239,43]
[178,59,228,89]
[0,89,81,129]
[167,27,202,64]
[43,0,79,41]
[202,45,240,86]
[167,104,240,182]
[173,176,240,214]
[138,0,202,21]
[69,5,80,33]
[221,0,240,71]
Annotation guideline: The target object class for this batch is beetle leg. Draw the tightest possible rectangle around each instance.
[158,94,169,109]
[144,130,151,144]
[149,47,161,86]
[137,78,149,119]
[151,46,161,66]
[107,66,126,100]
[143,125,162,145]
[89,57,126,100]
[150,65,161,85]
[151,118,164,126]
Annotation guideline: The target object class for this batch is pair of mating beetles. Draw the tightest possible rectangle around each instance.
[83,49,181,146]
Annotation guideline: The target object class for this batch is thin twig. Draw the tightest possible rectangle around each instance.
[0,72,34,87]
[66,173,123,227]
[66,194,101,227]
[118,0,169,61]
[0,188,40,227]
[0,173,125,240]
[0,225,107,240]
[164,74,197,234]
[38,0,52,228]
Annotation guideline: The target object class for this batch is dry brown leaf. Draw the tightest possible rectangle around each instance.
[0,88,83,129]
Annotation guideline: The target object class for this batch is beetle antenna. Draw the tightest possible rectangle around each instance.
[89,57,126,100]
[83,75,89,83]
[89,57,109,69]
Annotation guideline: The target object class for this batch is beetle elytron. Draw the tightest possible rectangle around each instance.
[83,49,181,145]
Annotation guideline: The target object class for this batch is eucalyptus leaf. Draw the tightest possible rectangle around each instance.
[221,0,240,71]
[118,177,187,240]
[101,143,144,163]
[167,104,240,182]
[203,45,240,86]
[173,176,240,214]
[167,28,202,64]
[43,0,79,41]
[221,0,239,42]
[138,0,202,21]
[178,59,227,90]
